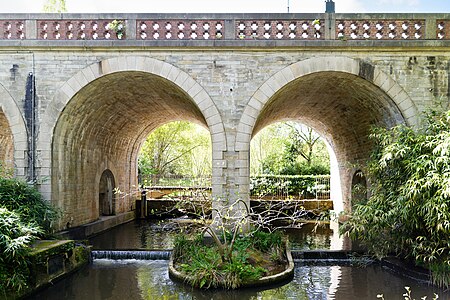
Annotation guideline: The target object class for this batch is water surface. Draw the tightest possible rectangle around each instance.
[89,219,339,251]
[31,220,449,299]
[30,260,449,300]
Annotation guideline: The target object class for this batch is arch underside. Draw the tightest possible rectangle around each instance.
[0,109,14,170]
[253,71,405,209]
[52,71,207,227]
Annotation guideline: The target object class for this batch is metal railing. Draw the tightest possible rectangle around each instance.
[250,175,330,200]
[140,174,330,200]
[140,174,211,188]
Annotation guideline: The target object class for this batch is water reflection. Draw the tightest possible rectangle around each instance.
[29,260,449,300]
[327,266,341,299]
[90,219,340,251]
[81,220,447,300]
[90,220,178,250]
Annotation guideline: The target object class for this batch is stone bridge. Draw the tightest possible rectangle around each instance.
[0,13,449,230]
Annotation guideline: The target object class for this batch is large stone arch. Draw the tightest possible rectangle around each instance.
[38,56,226,228]
[236,56,417,212]
[0,83,28,177]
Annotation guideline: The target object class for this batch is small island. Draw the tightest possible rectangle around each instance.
[169,230,294,289]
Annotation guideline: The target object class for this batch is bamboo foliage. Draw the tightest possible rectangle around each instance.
[342,110,450,288]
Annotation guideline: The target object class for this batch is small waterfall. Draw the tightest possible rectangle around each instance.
[91,250,171,260]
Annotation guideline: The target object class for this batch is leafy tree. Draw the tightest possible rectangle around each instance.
[0,161,13,178]
[284,123,321,166]
[341,110,450,288]
[42,0,67,13]
[251,122,330,175]
[138,121,211,183]
[251,124,286,174]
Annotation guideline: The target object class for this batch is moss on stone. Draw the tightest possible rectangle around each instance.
[30,240,75,265]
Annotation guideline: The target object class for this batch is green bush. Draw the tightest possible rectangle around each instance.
[0,176,58,295]
[0,177,58,234]
[251,230,282,252]
[341,110,450,288]
[172,231,284,289]
[250,174,330,199]
[279,162,330,176]
[0,207,41,295]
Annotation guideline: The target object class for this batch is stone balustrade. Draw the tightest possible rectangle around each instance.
[437,20,450,39]
[336,19,424,40]
[236,19,324,40]
[1,20,25,39]
[37,19,122,40]
[138,19,223,40]
[0,13,449,41]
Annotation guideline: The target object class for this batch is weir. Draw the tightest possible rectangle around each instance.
[91,250,171,260]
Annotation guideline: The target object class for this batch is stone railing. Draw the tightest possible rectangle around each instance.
[137,19,223,40]
[438,20,450,39]
[1,20,25,39]
[0,14,449,41]
[336,19,424,40]
[236,19,323,40]
[37,19,123,40]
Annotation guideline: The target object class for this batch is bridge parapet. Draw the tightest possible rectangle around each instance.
[1,20,25,39]
[438,20,450,39]
[0,13,449,42]
[336,19,425,40]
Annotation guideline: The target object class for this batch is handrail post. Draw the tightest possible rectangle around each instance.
[140,189,147,218]
[126,18,136,40]
[425,16,436,40]
[224,18,235,40]
[26,19,36,39]
[325,13,336,40]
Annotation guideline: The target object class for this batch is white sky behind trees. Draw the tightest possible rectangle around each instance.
[0,0,447,13]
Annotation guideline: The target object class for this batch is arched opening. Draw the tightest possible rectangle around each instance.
[250,121,333,201]
[52,70,210,228]
[99,169,115,216]
[0,109,14,171]
[251,122,330,176]
[138,120,212,190]
[252,70,405,213]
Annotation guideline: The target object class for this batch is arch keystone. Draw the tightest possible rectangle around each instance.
[126,56,137,70]
[100,58,113,74]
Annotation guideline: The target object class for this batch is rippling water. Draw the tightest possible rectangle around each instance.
[28,219,449,299]
[29,260,449,300]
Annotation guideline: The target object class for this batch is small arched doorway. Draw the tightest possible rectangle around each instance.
[99,169,115,216]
